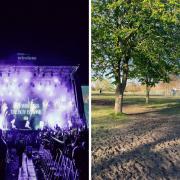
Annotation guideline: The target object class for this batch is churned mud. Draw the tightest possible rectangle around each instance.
[92,112,180,180]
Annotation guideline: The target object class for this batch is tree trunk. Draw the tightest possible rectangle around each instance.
[145,85,150,104]
[114,56,129,114]
[115,84,124,114]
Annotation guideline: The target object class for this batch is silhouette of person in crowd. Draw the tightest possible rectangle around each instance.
[0,129,7,180]
[72,139,88,180]
[16,136,25,167]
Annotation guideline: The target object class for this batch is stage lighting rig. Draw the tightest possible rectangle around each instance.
[0,64,81,129]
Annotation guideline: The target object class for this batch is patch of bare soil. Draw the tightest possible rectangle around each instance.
[92,112,180,180]
[123,105,154,114]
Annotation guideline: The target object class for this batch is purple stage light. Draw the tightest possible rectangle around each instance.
[45,86,51,92]
[48,91,53,97]
[53,77,59,83]
[44,110,65,129]
[0,65,81,130]
[37,84,43,91]
[42,100,48,110]
[8,91,13,97]
[1,86,6,95]
[68,120,72,128]
[53,99,60,108]
[10,84,16,91]
[44,85,55,98]
[61,96,66,103]
[2,102,8,113]
[4,77,9,83]
[0,92,3,97]
[68,101,73,109]
[0,114,4,129]
[24,78,29,83]
[15,92,20,98]
[19,70,32,85]
[13,78,18,83]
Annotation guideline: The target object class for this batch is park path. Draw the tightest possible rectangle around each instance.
[92,111,180,180]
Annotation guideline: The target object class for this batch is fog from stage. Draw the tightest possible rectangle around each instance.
[0,65,82,130]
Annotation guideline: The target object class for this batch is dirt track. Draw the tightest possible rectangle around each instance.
[92,111,180,180]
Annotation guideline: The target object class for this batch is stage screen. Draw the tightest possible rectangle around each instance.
[5,98,42,130]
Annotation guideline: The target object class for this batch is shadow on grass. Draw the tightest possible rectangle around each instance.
[125,102,180,115]
[92,99,180,135]
[92,115,180,179]
[155,103,180,115]
[92,110,166,140]
[92,95,180,179]
[92,134,180,179]
[92,92,176,97]
[92,96,180,107]
[92,113,129,133]
[92,93,115,96]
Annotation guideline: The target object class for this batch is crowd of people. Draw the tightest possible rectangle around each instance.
[0,124,88,180]
[40,125,89,179]
[0,129,7,179]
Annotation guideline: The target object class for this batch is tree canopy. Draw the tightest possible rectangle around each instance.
[92,0,180,112]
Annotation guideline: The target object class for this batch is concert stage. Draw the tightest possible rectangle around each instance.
[0,57,86,131]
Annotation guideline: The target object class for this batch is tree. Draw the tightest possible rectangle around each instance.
[130,0,180,103]
[92,0,179,113]
[131,57,172,103]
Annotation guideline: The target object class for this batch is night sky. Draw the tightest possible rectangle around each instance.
[0,1,89,85]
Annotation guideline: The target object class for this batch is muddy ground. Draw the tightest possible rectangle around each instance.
[92,99,180,180]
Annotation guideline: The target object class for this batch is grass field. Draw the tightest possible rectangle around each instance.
[92,92,180,179]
